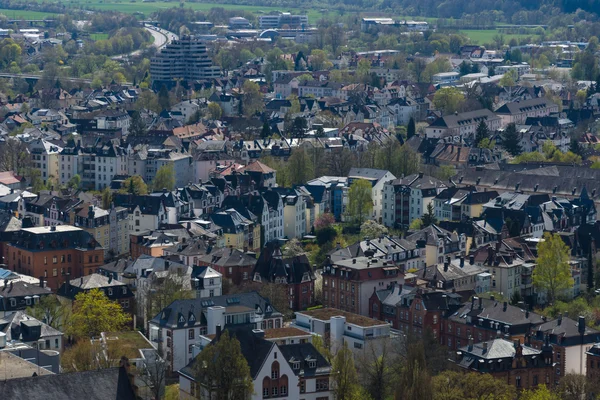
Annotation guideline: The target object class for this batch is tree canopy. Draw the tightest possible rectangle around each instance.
[533,232,574,304]
[347,179,373,225]
[67,288,131,339]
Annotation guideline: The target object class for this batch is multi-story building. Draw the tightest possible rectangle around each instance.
[348,168,396,223]
[113,194,169,234]
[306,176,348,221]
[421,256,487,292]
[223,191,284,244]
[322,256,402,316]
[253,242,315,311]
[57,273,135,315]
[382,172,446,229]
[293,308,391,354]
[495,98,559,127]
[150,35,220,85]
[530,316,599,379]
[259,12,308,29]
[405,224,467,266]
[453,338,554,390]
[196,247,257,285]
[72,204,129,258]
[0,310,64,352]
[210,208,261,251]
[271,188,307,239]
[148,292,283,372]
[179,326,333,400]
[443,297,545,351]
[0,279,52,318]
[4,225,104,290]
[425,109,502,140]
[28,139,62,185]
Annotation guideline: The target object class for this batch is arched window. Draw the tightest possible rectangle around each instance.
[280,375,288,396]
[271,361,280,379]
[262,377,270,398]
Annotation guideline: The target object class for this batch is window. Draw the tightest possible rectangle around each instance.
[309,360,316,368]
[122,299,129,308]
[53,256,57,264]
[272,387,278,396]
[44,257,47,265]
[189,329,195,340]
[188,344,193,354]
[263,387,269,398]
[300,380,305,393]
[67,254,71,262]
[55,338,59,348]
[516,376,521,388]
[53,268,58,277]
[9,298,16,307]
[61,255,65,263]
[209,289,214,297]
[108,288,113,296]
[354,342,363,349]
[271,362,279,379]
[122,287,127,294]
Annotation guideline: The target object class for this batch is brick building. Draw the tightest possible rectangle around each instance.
[443,297,544,351]
[453,337,554,390]
[3,226,104,290]
[253,242,315,311]
[196,247,257,285]
[530,315,600,380]
[322,256,402,316]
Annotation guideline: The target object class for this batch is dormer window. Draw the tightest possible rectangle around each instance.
[292,361,300,370]
[308,360,316,368]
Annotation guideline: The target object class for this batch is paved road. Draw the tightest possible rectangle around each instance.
[112,25,177,60]
[0,73,132,86]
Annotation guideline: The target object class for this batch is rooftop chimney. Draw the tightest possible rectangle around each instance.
[482,341,488,354]
[558,314,562,326]
[578,316,586,335]
[216,324,222,340]
[460,257,465,268]
[469,254,475,265]
[468,337,473,351]
[503,301,507,311]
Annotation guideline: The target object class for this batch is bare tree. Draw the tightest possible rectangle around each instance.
[137,353,167,400]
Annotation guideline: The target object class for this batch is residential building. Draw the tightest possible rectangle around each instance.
[348,168,396,223]
[294,308,391,354]
[495,98,559,126]
[405,224,467,266]
[253,242,315,311]
[586,344,600,382]
[179,326,333,400]
[28,139,62,185]
[421,256,487,292]
[210,208,261,251]
[382,172,446,229]
[72,204,129,258]
[425,109,502,140]
[270,188,307,239]
[150,35,220,85]
[192,266,222,299]
[444,297,545,352]
[0,310,64,352]
[57,273,135,314]
[113,194,169,233]
[530,316,599,379]
[0,279,52,317]
[196,247,257,285]
[148,291,283,372]
[453,338,554,390]
[129,231,183,259]
[223,190,284,244]
[322,256,402,316]
[432,72,459,85]
[4,226,104,290]
[306,176,348,221]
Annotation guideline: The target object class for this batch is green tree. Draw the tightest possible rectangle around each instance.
[474,120,489,147]
[432,370,516,400]
[119,175,148,195]
[287,148,314,186]
[129,111,147,136]
[422,203,437,227]
[407,117,416,140]
[152,164,175,192]
[360,220,388,239]
[26,295,68,331]
[145,272,194,323]
[158,84,171,111]
[519,385,561,400]
[242,80,264,117]
[432,87,465,115]
[193,330,253,400]
[395,338,433,400]
[569,138,582,156]
[101,187,112,209]
[347,179,373,225]
[502,123,522,156]
[67,174,81,190]
[409,218,423,230]
[499,69,518,87]
[290,116,308,137]
[332,342,364,400]
[310,49,331,71]
[207,102,222,120]
[67,288,131,339]
[533,232,574,304]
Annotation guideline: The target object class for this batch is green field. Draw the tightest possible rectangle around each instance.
[0,8,58,19]
[460,29,540,44]
[90,32,109,40]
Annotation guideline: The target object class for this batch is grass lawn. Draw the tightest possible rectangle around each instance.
[105,331,152,360]
[459,29,540,44]
[0,8,58,19]
[90,32,109,40]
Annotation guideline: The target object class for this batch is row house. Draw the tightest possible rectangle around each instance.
[57,273,135,315]
[209,208,261,252]
[322,256,402,316]
[328,235,425,272]
[28,139,62,185]
[405,224,467,267]
[348,168,396,223]
[425,109,502,140]
[382,172,446,229]
[495,98,559,127]
[179,183,223,217]
[433,187,499,222]
[270,188,308,239]
[223,191,284,244]
[113,194,169,234]
[421,256,488,292]
[72,203,130,258]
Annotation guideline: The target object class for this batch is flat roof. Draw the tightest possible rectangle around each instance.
[297,308,389,328]
[22,225,82,234]
[103,331,154,359]
[0,352,53,379]
[264,327,311,339]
